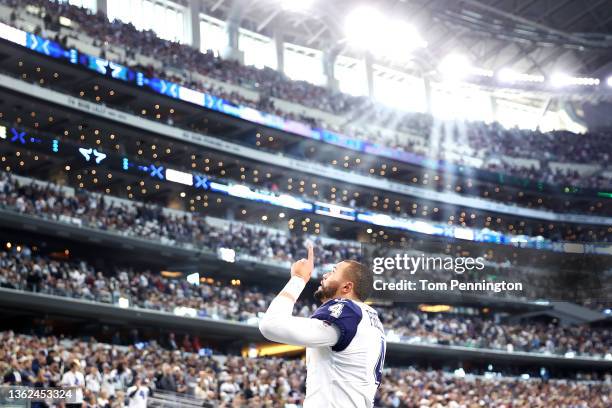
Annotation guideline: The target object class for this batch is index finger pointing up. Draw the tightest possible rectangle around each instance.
[307,243,314,264]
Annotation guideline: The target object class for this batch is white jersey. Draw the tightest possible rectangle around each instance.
[61,370,85,403]
[305,298,386,408]
[127,385,150,408]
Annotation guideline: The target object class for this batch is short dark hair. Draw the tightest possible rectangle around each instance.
[342,260,373,301]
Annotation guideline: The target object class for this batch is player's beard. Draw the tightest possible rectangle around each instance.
[314,280,340,303]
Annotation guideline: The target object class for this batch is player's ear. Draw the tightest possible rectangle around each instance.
[342,280,353,295]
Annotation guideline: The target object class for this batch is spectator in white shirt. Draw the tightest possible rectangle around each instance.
[61,360,85,407]
[85,366,102,394]
[126,377,151,408]
[100,363,117,397]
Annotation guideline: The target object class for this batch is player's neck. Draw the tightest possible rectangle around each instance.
[323,293,360,303]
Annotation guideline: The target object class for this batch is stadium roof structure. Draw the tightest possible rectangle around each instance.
[199,0,612,84]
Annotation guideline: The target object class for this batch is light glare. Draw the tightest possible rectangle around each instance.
[497,68,544,83]
[344,7,425,60]
[550,73,599,87]
[439,54,471,80]
[550,72,571,87]
[345,6,383,51]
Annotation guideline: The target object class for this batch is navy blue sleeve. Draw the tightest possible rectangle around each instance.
[311,299,363,352]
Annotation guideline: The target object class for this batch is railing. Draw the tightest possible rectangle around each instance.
[149,389,213,408]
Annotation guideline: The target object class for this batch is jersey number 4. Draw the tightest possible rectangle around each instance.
[328,303,344,318]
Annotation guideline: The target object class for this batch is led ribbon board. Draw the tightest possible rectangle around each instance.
[314,201,356,221]
[0,119,602,255]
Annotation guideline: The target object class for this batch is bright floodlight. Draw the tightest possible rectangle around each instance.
[344,7,425,60]
[607,76,612,87]
[497,68,545,83]
[345,6,384,51]
[439,54,471,80]
[550,72,570,87]
[550,73,599,87]
[498,68,516,83]
[377,20,427,60]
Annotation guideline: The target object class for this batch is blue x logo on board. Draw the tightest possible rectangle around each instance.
[149,165,164,180]
[194,175,208,189]
[10,128,26,144]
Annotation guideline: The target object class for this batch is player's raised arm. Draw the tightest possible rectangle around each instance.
[279,243,314,301]
[258,244,340,347]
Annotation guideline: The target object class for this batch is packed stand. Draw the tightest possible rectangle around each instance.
[0,330,307,407]
[381,308,611,358]
[0,172,361,266]
[1,331,611,407]
[1,170,612,303]
[1,0,611,189]
[1,169,610,266]
[378,367,611,408]
[1,245,610,358]
[0,244,316,323]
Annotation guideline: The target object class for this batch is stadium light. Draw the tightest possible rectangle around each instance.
[377,20,427,60]
[550,72,600,87]
[550,72,571,87]
[497,68,544,83]
[438,54,471,80]
[606,77,612,87]
[472,67,494,78]
[344,7,425,60]
[345,6,384,51]
[497,68,514,83]
[579,77,599,85]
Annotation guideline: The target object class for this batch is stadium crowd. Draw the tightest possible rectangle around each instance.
[0,140,612,245]
[382,306,610,357]
[1,331,611,407]
[378,367,611,408]
[0,245,315,322]
[0,169,610,301]
[0,3,611,408]
[1,244,610,358]
[0,172,361,266]
[2,169,611,288]
[1,0,611,190]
